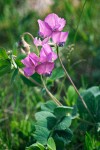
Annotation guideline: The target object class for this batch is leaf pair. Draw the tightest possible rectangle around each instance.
[28,101,73,150]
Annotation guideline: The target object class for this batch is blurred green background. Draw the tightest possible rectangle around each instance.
[0,0,100,149]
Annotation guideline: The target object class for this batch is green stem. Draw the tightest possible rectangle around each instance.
[21,32,39,55]
[41,76,62,106]
[77,117,95,126]
[22,32,34,41]
[57,47,95,122]
[74,0,87,44]
[19,69,42,87]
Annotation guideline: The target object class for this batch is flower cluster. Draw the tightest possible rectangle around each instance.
[34,13,68,47]
[22,13,68,76]
[21,44,57,76]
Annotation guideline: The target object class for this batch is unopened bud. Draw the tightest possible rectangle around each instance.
[18,37,30,54]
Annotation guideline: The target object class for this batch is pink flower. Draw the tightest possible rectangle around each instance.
[21,44,57,76]
[34,37,49,46]
[21,53,39,77]
[52,32,68,46]
[36,62,54,75]
[44,13,66,31]
[36,44,57,75]
[39,44,57,62]
[38,20,52,38]
[38,13,66,38]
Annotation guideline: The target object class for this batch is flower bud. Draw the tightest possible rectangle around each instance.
[18,37,30,54]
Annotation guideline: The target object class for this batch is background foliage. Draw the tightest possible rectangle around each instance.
[0,0,100,149]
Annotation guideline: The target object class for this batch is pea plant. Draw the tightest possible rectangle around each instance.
[0,13,100,150]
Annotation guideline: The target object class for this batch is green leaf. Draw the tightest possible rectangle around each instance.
[15,59,24,68]
[26,142,45,150]
[95,93,100,122]
[55,116,72,130]
[50,67,65,80]
[0,48,8,59]
[67,85,77,105]
[54,106,73,118]
[35,111,56,121]
[0,65,11,76]
[47,137,56,150]
[87,86,100,97]
[21,73,41,87]
[77,86,100,123]
[35,111,57,130]
[54,128,73,145]
[11,69,18,83]
[0,51,11,77]
[0,59,10,67]
[15,54,26,68]
[31,73,42,84]
[21,75,37,87]
[34,125,50,145]
[41,101,57,113]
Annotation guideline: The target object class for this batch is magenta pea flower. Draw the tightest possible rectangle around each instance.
[21,53,39,77]
[39,44,57,63]
[38,20,52,38]
[36,62,54,75]
[38,13,66,38]
[34,37,49,46]
[52,31,68,46]
[36,44,57,75]
[21,44,57,76]
[44,13,66,31]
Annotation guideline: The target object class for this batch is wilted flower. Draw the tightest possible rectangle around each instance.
[18,37,30,54]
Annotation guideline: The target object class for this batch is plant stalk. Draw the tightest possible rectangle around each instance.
[41,76,62,106]
[57,47,95,122]
[19,69,42,87]
[21,32,39,55]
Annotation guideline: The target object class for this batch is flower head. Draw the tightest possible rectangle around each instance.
[52,32,68,46]
[36,44,57,75]
[38,13,66,38]
[22,44,57,76]
[34,37,49,47]
[21,53,39,76]
[36,62,54,75]
[38,20,52,38]
[39,44,57,63]
[44,13,66,32]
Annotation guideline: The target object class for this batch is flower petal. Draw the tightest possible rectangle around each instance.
[34,37,49,47]
[52,32,68,45]
[58,18,66,31]
[42,37,50,45]
[45,13,66,31]
[40,44,57,62]
[36,62,54,75]
[60,32,68,42]
[23,66,35,77]
[38,20,52,38]
[21,55,31,67]
[29,53,39,66]
[34,37,42,46]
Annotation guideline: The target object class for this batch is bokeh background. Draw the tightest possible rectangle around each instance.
[0,0,100,149]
